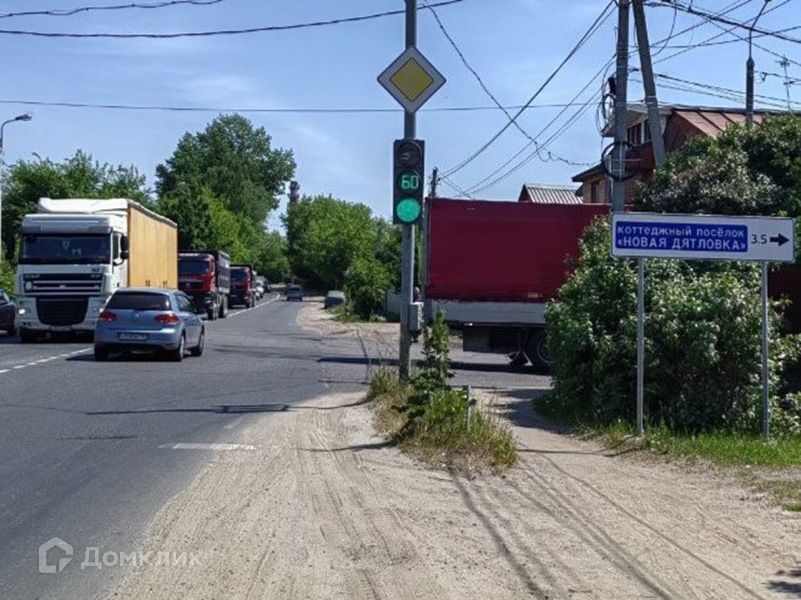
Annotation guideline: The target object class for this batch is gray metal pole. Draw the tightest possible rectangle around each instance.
[761,261,770,439]
[399,0,417,381]
[632,0,666,166]
[746,54,756,128]
[612,0,630,212]
[636,258,645,436]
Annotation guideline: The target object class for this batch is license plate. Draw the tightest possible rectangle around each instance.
[118,332,148,341]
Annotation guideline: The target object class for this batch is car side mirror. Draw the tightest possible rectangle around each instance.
[120,235,130,260]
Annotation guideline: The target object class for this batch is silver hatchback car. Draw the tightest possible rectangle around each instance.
[94,289,205,362]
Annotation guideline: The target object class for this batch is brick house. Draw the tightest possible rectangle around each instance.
[572,103,768,205]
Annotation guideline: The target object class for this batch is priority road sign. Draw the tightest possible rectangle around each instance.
[378,46,446,113]
[612,212,795,263]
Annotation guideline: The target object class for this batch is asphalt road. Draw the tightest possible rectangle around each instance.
[0,294,544,599]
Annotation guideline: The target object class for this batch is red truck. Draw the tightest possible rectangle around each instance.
[425,198,609,370]
[230,264,256,308]
[178,251,231,320]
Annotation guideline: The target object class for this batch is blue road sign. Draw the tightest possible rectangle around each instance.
[612,213,795,262]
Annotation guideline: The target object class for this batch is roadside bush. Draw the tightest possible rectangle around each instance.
[0,260,15,298]
[546,219,801,435]
[343,256,391,319]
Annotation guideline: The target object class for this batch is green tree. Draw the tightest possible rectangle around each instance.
[256,231,291,283]
[1,151,149,259]
[156,115,295,226]
[284,195,377,290]
[344,255,392,318]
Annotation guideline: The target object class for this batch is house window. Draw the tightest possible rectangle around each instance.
[590,182,599,203]
[644,119,652,142]
[627,122,643,146]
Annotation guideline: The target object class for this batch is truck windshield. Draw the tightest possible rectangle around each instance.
[179,260,211,276]
[231,269,248,281]
[21,234,111,265]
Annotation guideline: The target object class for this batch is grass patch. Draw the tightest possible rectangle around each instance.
[331,304,362,323]
[368,368,517,471]
[536,392,801,509]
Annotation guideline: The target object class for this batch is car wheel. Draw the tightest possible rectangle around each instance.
[191,329,205,357]
[94,345,109,362]
[170,334,186,362]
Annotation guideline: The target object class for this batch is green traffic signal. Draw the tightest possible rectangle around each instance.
[395,198,422,224]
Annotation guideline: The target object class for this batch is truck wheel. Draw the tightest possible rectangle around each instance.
[6,324,16,337]
[207,305,218,321]
[219,297,228,319]
[19,328,36,344]
[169,334,186,362]
[524,330,552,373]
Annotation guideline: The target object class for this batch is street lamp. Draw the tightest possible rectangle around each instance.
[746,0,771,128]
[0,112,33,264]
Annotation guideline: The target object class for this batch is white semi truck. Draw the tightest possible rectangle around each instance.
[15,198,178,341]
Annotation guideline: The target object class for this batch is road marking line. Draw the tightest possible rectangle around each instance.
[226,295,279,318]
[159,442,256,451]
[223,416,246,430]
[0,369,9,374]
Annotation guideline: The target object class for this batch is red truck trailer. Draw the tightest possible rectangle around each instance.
[425,198,609,369]
[179,251,231,320]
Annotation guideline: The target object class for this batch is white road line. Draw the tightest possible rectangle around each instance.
[12,365,26,370]
[0,369,8,374]
[225,295,280,318]
[222,416,246,430]
[159,442,257,451]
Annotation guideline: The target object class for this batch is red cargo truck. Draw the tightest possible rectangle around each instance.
[230,264,256,308]
[178,251,231,320]
[425,198,609,369]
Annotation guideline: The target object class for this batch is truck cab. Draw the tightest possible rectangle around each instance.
[229,265,255,308]
[15,198,177,341]
[178,251,231,320]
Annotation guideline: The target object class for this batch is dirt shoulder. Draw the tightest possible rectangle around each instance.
[109,388,801,599]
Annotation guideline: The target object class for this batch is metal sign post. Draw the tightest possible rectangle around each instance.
[611,212,796,438]
[377,1,446,381]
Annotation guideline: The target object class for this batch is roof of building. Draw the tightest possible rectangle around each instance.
[672,108,765,136]
[518,183,582,204]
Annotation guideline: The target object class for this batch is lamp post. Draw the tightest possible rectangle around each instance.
[0,113,33,264]
[746,1,771,128]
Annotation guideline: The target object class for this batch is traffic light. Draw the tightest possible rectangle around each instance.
[393,139,425,225]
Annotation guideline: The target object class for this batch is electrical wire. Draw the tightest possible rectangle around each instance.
[0,98,593,114]
[0,0,468,38]
[421,0,590,169]
[650,0,801,45]
[0,0,225,20]
[441,0,615,179]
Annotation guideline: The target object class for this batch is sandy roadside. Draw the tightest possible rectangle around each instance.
[106,305,801,599]
[107,390,801,599]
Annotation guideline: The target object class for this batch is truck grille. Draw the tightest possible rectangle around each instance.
[26,274,102,296]
[36,297,89,326]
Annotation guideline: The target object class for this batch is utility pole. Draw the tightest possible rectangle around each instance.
[0,113,33,264]
[632,0,666,166]
[746,0,771,128]
[611,0,630,212]
[398,0,417,381]
[429,167,439,198]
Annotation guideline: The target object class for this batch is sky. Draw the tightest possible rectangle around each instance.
[0,0,799,230]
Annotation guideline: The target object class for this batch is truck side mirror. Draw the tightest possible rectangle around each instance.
[120,235,130,260]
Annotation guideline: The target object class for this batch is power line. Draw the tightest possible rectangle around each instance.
[0,0,468,38]
[421,0,590,168]
[0,0,225,20]
[650,0,801,45]
[0,98,593,114]
[460,56,615,195]
[441,0,615,178]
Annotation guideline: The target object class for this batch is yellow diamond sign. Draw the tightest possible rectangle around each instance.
[378,46,446,113]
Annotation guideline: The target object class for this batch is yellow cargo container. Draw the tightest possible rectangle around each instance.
[127,202,178,289]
